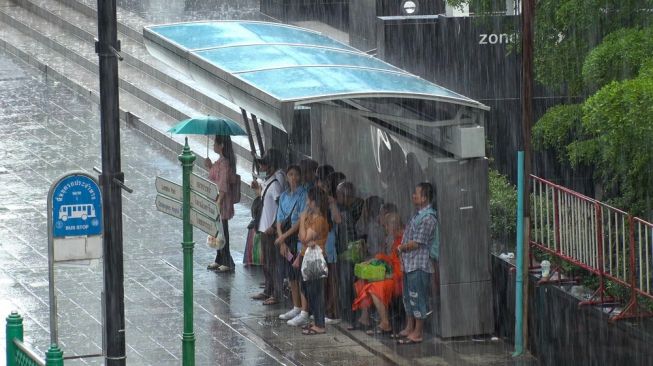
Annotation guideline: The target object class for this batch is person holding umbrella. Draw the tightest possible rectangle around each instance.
[206,135,237,273]
[167,116,247,273]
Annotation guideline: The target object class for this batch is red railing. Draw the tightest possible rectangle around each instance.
[529,175,653,320]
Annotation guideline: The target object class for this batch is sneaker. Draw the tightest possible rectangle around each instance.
[279,308,301,320]
[325,317,341,325]
[287,311,309,327]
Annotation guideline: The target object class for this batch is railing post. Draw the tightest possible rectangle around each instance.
[595,203,605,304]
[45,344,64,366]
[610,215,641,321]
[6,311,23,366]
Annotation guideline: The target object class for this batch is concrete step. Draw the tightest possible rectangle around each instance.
[0,13,257,199]
[7,0,263,163]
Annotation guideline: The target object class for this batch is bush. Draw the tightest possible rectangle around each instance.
[489,168,517,246]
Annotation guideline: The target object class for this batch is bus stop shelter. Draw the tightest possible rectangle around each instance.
[144,21,494,337]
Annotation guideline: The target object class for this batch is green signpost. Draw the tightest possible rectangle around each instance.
[155,138,220,366]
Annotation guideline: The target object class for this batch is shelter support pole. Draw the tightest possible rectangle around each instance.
[250,114,265,156]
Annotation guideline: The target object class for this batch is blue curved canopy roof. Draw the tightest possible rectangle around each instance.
[143,21,488,130]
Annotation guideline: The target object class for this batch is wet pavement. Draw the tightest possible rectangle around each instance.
[0,49,536,366]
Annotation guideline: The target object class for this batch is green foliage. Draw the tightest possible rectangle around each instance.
[489,168,517,243]
[582,27,653,90]
[532,104,584,164]
[568,74,653,214]
[534,0,652,94]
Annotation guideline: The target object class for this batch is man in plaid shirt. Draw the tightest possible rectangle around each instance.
[397,182,437,345]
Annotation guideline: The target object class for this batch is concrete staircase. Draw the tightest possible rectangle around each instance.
[0,0,261,194]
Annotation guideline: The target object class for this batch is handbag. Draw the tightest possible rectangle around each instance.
[251,178,278,229]
[230,173,241,204]
[354,261,386,282]
[340,239,365,263]
[278,199,300,255]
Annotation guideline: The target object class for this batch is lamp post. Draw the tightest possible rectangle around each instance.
[96,0,126,364]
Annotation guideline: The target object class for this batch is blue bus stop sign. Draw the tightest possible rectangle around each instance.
[51,174,103,238]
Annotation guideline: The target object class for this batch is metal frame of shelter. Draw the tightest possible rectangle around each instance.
[143,20,489,144]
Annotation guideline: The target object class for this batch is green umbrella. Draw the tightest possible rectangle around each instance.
[168,116,247,155]
[168,116,247,136]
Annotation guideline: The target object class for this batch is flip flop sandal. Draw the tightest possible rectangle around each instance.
[346,322,370,331]
[262,297,279,305]
[397,338,422,345]
[251,293,269,300]
[366,327,393,336]
[215,265,233,273]
[302,327,326,336]
[390,332,409,339]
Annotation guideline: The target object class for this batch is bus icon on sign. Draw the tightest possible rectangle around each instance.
[59,204,96,221]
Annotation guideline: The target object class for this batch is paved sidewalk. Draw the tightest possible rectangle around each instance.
[0,51,536,366]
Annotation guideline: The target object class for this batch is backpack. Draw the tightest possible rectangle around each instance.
[415,208,440,261]
[250,178,278,229]
[230,173,241,204]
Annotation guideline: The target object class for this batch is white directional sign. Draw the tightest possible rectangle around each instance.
[155,177,182,201]
[156,195,182,219]
[190,210,219,236]
[190,173,218,200]
[190,191,219,220]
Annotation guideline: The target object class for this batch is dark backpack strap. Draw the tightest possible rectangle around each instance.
[261,178,278,201]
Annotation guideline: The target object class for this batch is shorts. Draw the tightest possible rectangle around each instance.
[402,270,431,319]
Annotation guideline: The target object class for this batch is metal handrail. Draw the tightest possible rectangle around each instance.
[529,174,653,320]
[13,339,45,366]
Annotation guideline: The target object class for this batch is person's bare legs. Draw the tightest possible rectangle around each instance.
[290,280,301,308]
[407,319,424,341]
[357,308,370,326]
[301,291,308,311]
[400,316,415,337]
[370,294,391,331]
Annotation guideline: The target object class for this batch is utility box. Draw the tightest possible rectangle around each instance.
[442,125,485,159]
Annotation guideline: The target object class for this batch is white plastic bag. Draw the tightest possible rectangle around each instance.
[206,230,226,250]
[301,246,328,281]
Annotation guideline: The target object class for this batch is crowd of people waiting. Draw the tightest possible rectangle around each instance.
[204,135,440,345]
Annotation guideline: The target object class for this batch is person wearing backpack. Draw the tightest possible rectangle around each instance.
[250,148,286,305]
[396,182,438,345]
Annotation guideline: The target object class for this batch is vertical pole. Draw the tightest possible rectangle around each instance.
[6,311,23,366]
[250,114,266,156]
[513,152,525,357]
[628,215,638,310]
[595,203,605,304]
[239,108,257,156]
[520,0,534,352]
[96,0,126,364]
[179,138,196,366]
[45,344,64,366]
